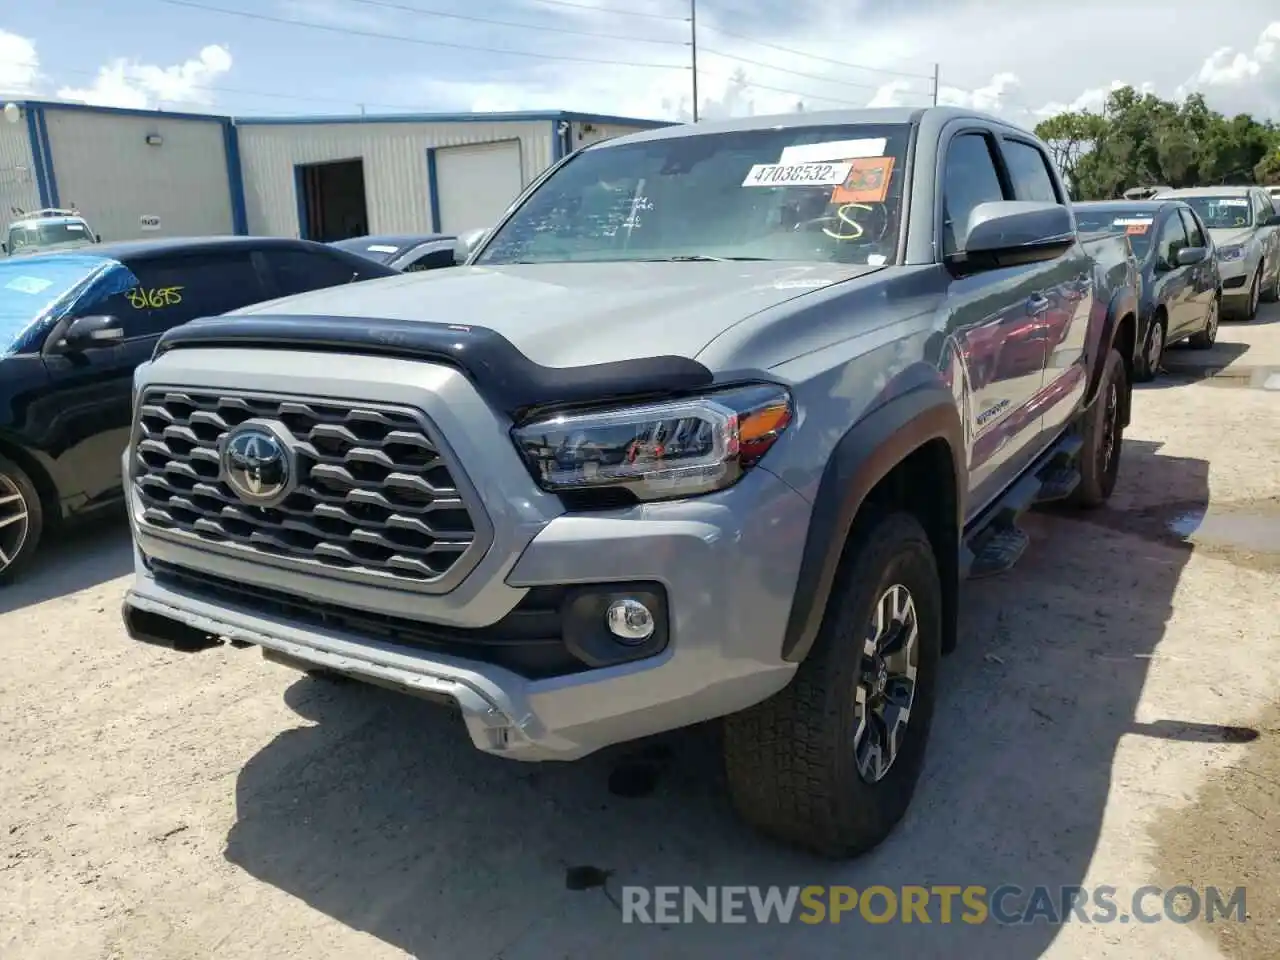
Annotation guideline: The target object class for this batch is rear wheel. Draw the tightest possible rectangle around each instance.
[1134,316,1164,382]
[0,455,44,585]
[1245,268,1262,320]
[723,511,941,858]
[1187,296,1219,349]
[1261,261,1280,303]
[1068,348,1126,509]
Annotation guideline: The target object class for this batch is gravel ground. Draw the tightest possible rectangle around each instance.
[2,308,1278,960]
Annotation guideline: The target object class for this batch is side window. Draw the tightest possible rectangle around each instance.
[401,243,456,272]
[1000,139,1060,204]
[1178,209,1205,248]
[119,253,270,337]
[264,249,362,298]
[942,133,1007,256]
[1155,215,1188,268]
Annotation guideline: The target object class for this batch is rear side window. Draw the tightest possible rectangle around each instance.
[1001,140,1060,204]
[401,242,456,272]
[118,253,268,337]
[1155,214,1188,269]
[262,249,365,298]
[942,133,1007,256]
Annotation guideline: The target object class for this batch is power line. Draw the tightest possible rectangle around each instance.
[520,0,690,21]
[698,23,935,82]
[700,44,928,94]
[696,70,867,108]
[157,0,689,70]
[333,0,688,46]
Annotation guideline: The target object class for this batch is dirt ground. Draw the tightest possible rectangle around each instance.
[3,308,1279,960]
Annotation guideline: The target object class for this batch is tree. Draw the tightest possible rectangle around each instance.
[1034,85,1280,199]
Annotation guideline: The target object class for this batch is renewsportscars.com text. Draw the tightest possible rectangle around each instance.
[621,884,1247,926]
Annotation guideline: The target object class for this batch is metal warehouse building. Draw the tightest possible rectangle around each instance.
[1,100,669,243]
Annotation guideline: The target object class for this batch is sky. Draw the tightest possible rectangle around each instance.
[2,0,1279,126]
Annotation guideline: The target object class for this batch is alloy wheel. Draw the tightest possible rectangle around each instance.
[1100,381,1119,477]
[0,474,30,574]
[1206,300,1219,344]
[854,583,920,783]
[1146,322,1164,373]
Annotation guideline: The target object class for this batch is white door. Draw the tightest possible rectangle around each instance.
[434,140,524,233]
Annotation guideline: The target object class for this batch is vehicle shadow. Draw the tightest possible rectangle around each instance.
[224,438,1207,959]
[1155,339,1251,387]
[0,514,132,616]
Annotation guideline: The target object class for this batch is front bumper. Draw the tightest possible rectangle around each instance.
[124,442,811,761]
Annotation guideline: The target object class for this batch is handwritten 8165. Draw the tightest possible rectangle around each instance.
[127,286,184,309]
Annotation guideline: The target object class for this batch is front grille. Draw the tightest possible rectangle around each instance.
[132,389,483,588]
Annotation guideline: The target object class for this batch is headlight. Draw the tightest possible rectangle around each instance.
[511,383,793,502]
[1218,244,1244,261]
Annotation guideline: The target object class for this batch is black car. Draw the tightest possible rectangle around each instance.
[0,235,399,581]
[329,233,458,272]
[1074,200,1221,381]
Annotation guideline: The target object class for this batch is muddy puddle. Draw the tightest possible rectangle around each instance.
[1067,497,1280,573]
[1150,700,1280,959]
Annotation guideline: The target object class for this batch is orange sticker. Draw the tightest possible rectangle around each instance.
[1125,223,1149,235]
[831,156,895,204]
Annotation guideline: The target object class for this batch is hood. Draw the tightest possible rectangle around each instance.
[231,260,885,366]
[1207,227,1253,249]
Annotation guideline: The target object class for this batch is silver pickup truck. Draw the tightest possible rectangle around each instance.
[121,107,1140,858]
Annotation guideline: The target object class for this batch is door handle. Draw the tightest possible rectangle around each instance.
[1026,294,1050,315]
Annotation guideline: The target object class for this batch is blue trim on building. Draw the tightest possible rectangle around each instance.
[425,148,441,233]
[222,121,249,235]
[234,109,673,129]
[293,164,310,240]
[549,120,563,164]
[21,98,231,124]
[35,108,60,207]
[24,106,50,208]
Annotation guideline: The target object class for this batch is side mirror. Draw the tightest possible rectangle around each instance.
[1175,246,1207,266]
[61,314,124,351]
[947,201,1075,274]
[453,227,489,265]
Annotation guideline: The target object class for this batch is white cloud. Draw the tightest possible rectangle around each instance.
[0,29,41,96]
[1175,21,1280,116]
[55,45,233,110]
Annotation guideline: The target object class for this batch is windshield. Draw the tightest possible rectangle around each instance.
[476,123,912,267]
[1178,196,1252,230]
[0,255,132,354]
[7,220,94,254]
[1074,208,1157,259]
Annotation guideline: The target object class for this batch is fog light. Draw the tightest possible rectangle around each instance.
[606,597,655,644]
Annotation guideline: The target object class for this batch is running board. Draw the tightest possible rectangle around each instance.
[959,432,1083,579]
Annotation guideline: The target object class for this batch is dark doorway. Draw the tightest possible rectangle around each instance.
[295,159,369,242]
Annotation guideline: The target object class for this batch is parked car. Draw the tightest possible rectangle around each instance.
[0,235,399,581]
[1075,199,1220,380]
[120,107,1140,858]
[3,207,102,256]
[1150,185,1280,319]
[1122,185,1171,201]
[329,233,458,272]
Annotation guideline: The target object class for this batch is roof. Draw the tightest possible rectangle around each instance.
[87,235,328,260]
[332,233,454,247]
[7,214,90,228]
[6,99,672,130]
[1074,200,1177,211]
[1153,185,1258,198]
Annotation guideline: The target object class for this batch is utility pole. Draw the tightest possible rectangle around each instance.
[932,63,939,106]
[690,0,699,122]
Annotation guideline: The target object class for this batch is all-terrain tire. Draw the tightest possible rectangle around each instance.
[723,511,942,859]
[1186,295,1219,350]
[0,453,44,585]
[1067,347,1127,509]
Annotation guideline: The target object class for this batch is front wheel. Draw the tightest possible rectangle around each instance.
[1245,268,1262,320]
[1187,296,1219,349]
[1134,317,1164,382]
[723,511,941,859]
[0,454,44,585]
[1068,347,1127,509]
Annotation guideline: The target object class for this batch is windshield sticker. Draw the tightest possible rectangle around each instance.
[127,286,184,309]
[1125,223,1150,235]
[1112,218,1153,226]
[868,253,888,266]
[1219,199,1249,206]
[367,244,399,253]
[778,138,888,165]
[65,223,85,232]
[831,157,895,204]
[4,276,54,295]
[742,161,853,187]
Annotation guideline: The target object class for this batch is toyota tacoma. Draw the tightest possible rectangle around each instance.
[121,107,1140,858]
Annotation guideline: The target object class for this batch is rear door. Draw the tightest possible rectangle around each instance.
[939,127,1057,515]
[996,134,1092,441]
[256,246,388,299]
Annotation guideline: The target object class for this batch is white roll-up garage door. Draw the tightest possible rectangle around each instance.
[434,140,524,233]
